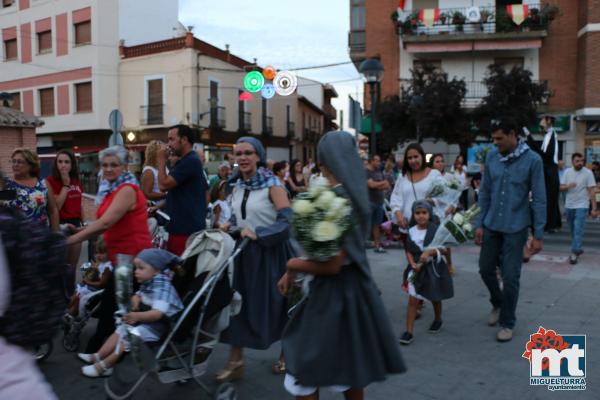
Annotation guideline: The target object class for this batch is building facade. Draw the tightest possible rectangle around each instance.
[349,0,600,164]
[0,0,181,155]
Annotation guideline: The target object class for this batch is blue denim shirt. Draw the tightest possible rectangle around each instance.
[477,145,547,239]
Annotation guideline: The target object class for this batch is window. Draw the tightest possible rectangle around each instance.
[350,4,365,30]
[75,82,92,112]
[74,21,91,45]
[2,0,14,8]
[37,30,52,54]
[413,59,442,73]
[4,38,17,60]
[39,88,55,116]
[146,78,163,124]
[9,92,20,110]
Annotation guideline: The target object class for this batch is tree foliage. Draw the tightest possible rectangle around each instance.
[378,63,469,150]
[472,64,551,135]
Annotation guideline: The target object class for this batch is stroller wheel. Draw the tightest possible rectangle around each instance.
[214,383,237,400]
[33,341,53,363]
[63,334,79,352]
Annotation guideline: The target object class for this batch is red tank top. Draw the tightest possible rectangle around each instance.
[46,175,83,220]
[97,183,151,263]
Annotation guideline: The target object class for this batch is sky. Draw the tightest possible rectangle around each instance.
[178,0,364,131]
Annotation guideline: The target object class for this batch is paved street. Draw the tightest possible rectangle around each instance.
[41,221,600,400]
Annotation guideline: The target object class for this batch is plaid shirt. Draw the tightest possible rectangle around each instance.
[137,273,183,317]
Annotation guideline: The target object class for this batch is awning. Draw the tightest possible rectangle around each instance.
[360,115,382,135]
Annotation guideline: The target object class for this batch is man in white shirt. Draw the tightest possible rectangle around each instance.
[559,153,598,264]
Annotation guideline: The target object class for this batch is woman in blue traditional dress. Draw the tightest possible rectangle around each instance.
[217,137,294,381]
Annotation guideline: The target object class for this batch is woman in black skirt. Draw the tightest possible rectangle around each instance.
[279,131,406,400]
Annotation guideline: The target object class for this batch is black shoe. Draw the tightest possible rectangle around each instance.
[399,332,413,345]
[569,254,578,265]
[428,320,443,333]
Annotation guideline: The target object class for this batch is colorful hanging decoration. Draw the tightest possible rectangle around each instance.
[398,0,406,11]
[244,71,265,93]
[418,8,440,28]
[262,66,277,80]
[507,4,529,26]
[273,71,298,96]
[261,83,276,99]
[239,91,253,101]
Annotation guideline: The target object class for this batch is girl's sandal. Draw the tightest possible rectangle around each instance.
[216,360,245,383]
[271,360,286,375]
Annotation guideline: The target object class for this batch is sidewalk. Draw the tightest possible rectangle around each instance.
[41,245,599,399]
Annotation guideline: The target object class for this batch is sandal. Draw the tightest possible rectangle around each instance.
[271,360,286,375]
[81,360,113,378]
[216,360,244,383]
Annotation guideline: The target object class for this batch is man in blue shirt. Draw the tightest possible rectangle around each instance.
[475,118,546,343]
[158,124,207,256]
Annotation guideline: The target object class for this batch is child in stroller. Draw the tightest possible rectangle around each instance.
[77,248,183,378]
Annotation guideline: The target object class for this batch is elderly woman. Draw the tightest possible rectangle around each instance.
[141,140,167,204]
[67,145,152,351]
[4,148,59,230]
[217,137,294,381]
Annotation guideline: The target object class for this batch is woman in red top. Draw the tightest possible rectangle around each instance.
[67,145,151,351]
[47,149,84,288]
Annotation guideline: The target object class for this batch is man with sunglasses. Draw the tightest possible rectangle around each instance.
[157,124,208,255]
[475,118,546,343]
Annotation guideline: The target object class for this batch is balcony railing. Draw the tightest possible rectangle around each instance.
[323,104,337,120]
[396,4,557,37]
[287,121,295,138]
[140,104,164,125]
[348,30,366,52]
[262,116,273,135]
[239,111,251,132]
[209,103,226,129]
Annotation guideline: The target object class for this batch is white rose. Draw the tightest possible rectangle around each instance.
[462,223,473,233]
[315,190,336,210]
[326,198,350,220]
[313,221,341,242]
[308,176,330,197]
[453,213,464,225]
[292,199,315,215]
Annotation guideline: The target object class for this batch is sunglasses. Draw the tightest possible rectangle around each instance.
[101,162,122,169]
[234,150,256,157]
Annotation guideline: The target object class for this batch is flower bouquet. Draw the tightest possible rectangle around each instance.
[474,145,493,164]
[426,176,465,210]
[287,177,354,312]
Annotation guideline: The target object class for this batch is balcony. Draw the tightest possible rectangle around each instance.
[396,4,557,53]
[287,121,295,138]
[140,104,164,126]
[239,111,251,133]
[323,104,337,121]
[348,29,366,64]
[209,103,226,129]
[262,116,273,136]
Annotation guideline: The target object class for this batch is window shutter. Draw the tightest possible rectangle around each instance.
[74,21,91,45]
[11,92,20,111]
[76,82,92,112]
[4,39,17,60]
[39,88,55,116]
[2,0,15,8]
[38,30,52,53]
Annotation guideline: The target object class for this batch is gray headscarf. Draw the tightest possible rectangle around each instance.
[318,131,371,276]
[237,136,266,167]
[136,248,181,271]
[412,200,434,220]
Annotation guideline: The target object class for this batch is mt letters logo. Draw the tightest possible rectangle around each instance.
[522,326,586,391]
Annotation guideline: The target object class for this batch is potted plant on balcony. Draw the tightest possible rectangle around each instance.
[523,8,540,31]
[496,8,515,33]
[439,12,449,25]
[391,10,402,34]
[479,8,492,31]
[540,4,560,27]
[400,12,419,35]
[452,11,466,32]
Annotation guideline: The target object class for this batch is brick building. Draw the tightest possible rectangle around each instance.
[349,0,600,164]
[0,105,42,177]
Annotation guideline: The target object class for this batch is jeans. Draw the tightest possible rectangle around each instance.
[479,227,528,329]
[565,208,587,255]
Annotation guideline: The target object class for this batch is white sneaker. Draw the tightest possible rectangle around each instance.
[81,362,113,378]
[77,353,99,364]
[488,308,500,326]
[496,327,513,342]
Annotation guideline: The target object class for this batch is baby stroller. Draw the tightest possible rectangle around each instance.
[63,262,106,352]
[148,209,170,249]
[105,230,247,400]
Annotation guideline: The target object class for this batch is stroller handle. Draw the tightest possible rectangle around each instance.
[238,237,251,251]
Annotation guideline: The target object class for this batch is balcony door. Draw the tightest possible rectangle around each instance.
[147,78,163,125]
[412,0,438,9]
[210,80,220,127]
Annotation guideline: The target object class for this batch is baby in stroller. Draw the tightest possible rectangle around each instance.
[77,248,183,378]
[66,236,113,319]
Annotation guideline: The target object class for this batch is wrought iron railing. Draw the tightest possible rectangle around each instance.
[209,104,226,128]
[395,4,557,37]
[263,116,273,135]
[287,121,295,138]
[239,111,251,132]
[140,104,164,125]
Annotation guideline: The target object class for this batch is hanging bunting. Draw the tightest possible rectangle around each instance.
[398,0,406,11]
[507,4,529,26]
[418,8,440,28]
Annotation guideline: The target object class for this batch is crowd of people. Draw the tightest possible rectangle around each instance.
[0,115,599,399]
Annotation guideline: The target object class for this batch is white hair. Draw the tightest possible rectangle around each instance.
[99,145,129,165]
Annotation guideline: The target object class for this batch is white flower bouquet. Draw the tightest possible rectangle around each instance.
[426,176,465,210]
[291,177,354,261]
[114,254,134,314]
[426,204,481,250]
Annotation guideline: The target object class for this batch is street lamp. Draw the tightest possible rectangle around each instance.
[359,58,384,157]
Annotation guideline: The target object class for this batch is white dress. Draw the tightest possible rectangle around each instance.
[405,226,426,301]
[390,169,442,232]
